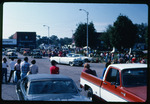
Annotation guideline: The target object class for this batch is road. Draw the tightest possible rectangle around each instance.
[1,53,105,100]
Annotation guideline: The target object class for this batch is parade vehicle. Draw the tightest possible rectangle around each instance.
[67,53,93,62]
[50,55,83,66]
[80,64,147,102]
[31,49,42,58]
[16,74,91,101]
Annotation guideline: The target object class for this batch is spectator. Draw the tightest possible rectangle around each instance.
[131,57,136,63]
[29,60,38,74]
[50,60,59,74]
[14,59,21,82]
[2,57,8,83]
[8,58,16,83]
[101,61,111,79]
[20,57,30,79]
[83,63,97,76]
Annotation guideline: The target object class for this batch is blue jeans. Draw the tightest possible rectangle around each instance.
[21,73,27,80]
[2,68,7,83]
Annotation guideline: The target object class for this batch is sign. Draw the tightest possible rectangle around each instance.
[3,39,17,45]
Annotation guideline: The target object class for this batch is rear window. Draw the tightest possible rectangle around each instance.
[29,80,78,94]
[122,68,147,87]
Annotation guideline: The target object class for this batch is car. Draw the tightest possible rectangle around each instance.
[23,48,30,56]
[67,53,93,62]
[16,74,91,101]
[31,49,42,58]
[7,51,18,59]
[5,49,16,56]
[50,56,83,66]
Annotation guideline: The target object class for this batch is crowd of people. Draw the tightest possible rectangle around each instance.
[1,50,147,84]
[1,57,39,84]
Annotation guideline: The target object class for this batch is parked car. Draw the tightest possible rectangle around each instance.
[31,49,42,58]
[7,51,18,59]
[23,48,30,56]
[5,49,16,56]
[16,74,91,101]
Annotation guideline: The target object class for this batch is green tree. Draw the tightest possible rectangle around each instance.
[74,22,97,49]
[135,23,148,43]
[101,25,113,50]
[110,15,137,51]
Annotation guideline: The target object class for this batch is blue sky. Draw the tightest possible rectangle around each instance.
[3,2,148,39]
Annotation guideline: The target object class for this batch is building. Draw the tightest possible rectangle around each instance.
[13,32,36,50]
[2,39,17,48]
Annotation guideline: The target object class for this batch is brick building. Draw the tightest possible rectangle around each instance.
[13,32,36,50]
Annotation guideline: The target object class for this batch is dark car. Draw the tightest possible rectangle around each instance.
[31,49,42,58]
[16,74,91,101]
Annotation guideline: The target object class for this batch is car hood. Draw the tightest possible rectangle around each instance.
[28,93,91,101]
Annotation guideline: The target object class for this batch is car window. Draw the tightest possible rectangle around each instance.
[122,68,147,87]
[106,68,120,85]
[29,80,78,94]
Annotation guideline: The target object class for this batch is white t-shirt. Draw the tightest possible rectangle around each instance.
[9,61,16,70]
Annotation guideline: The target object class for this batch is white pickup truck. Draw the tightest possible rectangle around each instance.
[80,63,147,102]
[49,56,83,66]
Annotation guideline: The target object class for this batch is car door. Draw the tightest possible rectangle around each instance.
[20,78,29,100]
[101,67,127,102]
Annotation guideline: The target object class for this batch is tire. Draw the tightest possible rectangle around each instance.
[69,62,74,66]
[87,87,93,100]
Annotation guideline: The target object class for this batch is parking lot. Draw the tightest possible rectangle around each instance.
[1,53,105,101]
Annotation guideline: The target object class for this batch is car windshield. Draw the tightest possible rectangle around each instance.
[122,68,147,87]
[29,80,78,94]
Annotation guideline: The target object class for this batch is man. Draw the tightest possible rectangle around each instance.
[50,60,59,74]
[83,63,97,76]
[8,58,16,83]
[20,57,30,79]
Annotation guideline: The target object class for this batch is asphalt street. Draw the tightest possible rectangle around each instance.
[1,53,105,101]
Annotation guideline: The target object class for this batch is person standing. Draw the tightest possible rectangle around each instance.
[14,59,21,82]
[2,57,8,83]
[29,60,38,74]
[8,58,16,83]
[50,60,59,74]
[20,57,30,79]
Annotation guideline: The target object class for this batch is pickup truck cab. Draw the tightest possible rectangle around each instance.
[80,64,147,102]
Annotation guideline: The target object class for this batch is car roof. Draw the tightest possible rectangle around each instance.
[26,74,72,81]
[108,63,147,71]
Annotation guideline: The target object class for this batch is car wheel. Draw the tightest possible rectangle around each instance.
[87,87,93,100]
[69,62,74,66]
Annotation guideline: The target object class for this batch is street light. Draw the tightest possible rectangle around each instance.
[79,9,89,57]
[43,25,50,45]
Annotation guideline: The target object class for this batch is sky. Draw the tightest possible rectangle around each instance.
[2,2,148,39]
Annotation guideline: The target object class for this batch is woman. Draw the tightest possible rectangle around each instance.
[14,59,21,82]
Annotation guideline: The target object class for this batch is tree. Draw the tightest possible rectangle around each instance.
[135,23,148,43]
[74,22,97,49]
[109,14,137,51]
[101,25,113,50]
